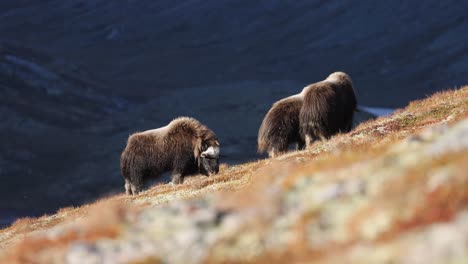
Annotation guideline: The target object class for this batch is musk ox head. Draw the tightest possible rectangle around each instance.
[198,141,220,176]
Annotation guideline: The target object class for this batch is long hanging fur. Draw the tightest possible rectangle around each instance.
[258,93,305,158]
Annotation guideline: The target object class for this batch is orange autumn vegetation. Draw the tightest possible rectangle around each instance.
[0,86,467,263]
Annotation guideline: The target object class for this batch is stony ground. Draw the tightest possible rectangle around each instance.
[0,87,467,264]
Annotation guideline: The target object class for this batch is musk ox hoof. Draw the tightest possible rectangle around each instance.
[125,180,131,195]
[124,179,141,196]
[171,174,184,185]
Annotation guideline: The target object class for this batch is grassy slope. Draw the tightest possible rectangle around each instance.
[0,87,467,263]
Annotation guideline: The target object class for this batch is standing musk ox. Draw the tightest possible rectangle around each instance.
[258,71,357,157]
[257,92,306,158]
[120,117,220,195]
[300,72,357,147]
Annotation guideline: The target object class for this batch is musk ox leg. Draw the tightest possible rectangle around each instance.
[345,120,353,132]
[305,134,327,148]
[268,148,277,158]
[297,140,306,150]
[130,180,143,195]
[124,179,132,195]
[171,159,189,184]
[268,143,290,157]
[122,153,145,195]
[171,173,184,184]
[316,126,329,142]
[268,148,285,158]
[124,179,142,195]
[305,134,314,148]
[126,172,143,195]
[304,129,329,147]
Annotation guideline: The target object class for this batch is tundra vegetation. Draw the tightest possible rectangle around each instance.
[0,87,467,264]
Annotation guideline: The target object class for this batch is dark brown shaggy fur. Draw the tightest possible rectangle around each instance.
[258,94,305,158]
[300,72,357,146]
[120,117,219,195]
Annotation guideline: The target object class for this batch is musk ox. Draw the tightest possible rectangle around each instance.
[258,71,357,157]
[299,71,357,147]
[120,117,220,195]
[257,92,306,158]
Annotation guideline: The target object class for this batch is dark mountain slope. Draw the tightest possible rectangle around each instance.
[0,1,467,105]
[0,42,126,221]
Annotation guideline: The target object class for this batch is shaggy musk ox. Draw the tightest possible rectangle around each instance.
[258,71,357,157]
[300,72,357,146]
[120,117,220,195]
[258,93,305,158]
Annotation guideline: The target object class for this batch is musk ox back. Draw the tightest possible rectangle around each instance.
[300,72,357,146]
[258,93,305,158]
[120,117,220,195]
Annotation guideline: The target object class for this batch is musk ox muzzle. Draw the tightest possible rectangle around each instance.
[199,146,220,176]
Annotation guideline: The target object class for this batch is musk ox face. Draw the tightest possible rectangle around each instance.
[199,145,220,176]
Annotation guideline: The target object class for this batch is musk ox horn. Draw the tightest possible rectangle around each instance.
[201,146,220,158]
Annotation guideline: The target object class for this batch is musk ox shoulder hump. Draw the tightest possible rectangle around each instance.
[169,116,201,128]
[325,71,353,86]
[166,117,218,140]
[138,125,170,136]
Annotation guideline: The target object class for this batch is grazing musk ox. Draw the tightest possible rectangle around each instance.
[257,92,306,158]
[120,117,220,195]
[300,71,357,147]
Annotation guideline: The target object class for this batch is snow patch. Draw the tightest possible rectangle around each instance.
[358,106,395,117]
